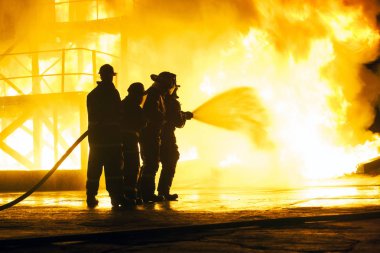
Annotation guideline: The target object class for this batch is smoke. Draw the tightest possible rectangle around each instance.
[0,0,30,43]
[0,0,56,52]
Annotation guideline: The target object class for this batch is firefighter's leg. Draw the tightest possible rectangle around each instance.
[158,143,179,200]
[139,135,162,202]
[86,147,103,207]
[104,146,125,207]
[122,138,140,200]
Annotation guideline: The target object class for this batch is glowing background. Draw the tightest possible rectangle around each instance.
[0,0,379,189]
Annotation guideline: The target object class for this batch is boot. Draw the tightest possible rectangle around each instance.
[86,195,99,208]
[159,192,178,201]
[143,194,165,203]
[124,190,137,206]
[139,175,158,202]
[110,194,127,208]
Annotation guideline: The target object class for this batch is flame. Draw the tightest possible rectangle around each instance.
[191,0,380,182]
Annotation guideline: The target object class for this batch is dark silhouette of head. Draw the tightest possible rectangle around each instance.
[128,82,144,95]
[99,64,116,83]
[150,71,176,93]
[128,82,145,105]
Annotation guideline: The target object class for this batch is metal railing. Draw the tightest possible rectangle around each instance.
[0,48,119,96]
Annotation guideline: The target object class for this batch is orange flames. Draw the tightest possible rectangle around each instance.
[178,0,380,185]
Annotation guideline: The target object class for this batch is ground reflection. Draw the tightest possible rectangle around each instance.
[0,178,379,212]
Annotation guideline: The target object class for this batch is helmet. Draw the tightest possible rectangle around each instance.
[128,82,145,95]
[99,64,116,76]
[151,71,176,90]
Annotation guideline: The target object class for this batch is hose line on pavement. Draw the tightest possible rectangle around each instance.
[0,131,88,211]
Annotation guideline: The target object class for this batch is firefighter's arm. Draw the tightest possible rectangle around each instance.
[144,94,164,123]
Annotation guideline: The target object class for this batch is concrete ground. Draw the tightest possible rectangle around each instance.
[0,177,380,252]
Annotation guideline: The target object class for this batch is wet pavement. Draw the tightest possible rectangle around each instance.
[1,177,380,252]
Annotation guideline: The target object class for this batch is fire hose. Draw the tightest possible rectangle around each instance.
[0,131,88,211]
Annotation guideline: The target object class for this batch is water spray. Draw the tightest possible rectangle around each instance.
[192,86,271,147]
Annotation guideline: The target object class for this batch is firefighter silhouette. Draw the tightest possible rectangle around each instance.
[139,72,176,202]
[86,64,124,208]
[158,85,193,200]
[120,82,147,205]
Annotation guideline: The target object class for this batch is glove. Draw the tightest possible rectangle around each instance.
[184,111,193,120]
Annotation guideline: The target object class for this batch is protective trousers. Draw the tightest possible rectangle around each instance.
[158,139,179,195]
[139,131,160,199]
[86,146,124,202]
[122,134,140,198]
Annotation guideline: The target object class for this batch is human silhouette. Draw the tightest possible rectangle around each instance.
[86,64,124,208]
[120,82,147,205]
[158,85,193,200]
[139,72,176,202]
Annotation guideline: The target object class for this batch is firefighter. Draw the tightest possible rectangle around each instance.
[120,82,147,205]
[139,71,176,202]
[86,64,124,208]
[158,85,193,200]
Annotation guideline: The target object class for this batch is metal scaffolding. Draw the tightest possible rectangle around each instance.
[0,48,119,171]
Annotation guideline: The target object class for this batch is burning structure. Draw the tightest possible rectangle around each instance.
[0,0,379,191]
[0,0,124,190]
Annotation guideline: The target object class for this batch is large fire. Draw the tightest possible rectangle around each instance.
[0,0,379,188]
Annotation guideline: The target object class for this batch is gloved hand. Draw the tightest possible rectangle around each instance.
[184,111,193,120]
